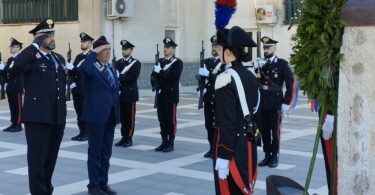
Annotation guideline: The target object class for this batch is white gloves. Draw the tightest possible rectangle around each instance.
[199,64,209,77]
[281,104,290,116]
[4,83,7,90]
[215,158,229,180]
[0,62,5,70]
[66,62,74,70]
[70,83,76,89]
[322,114,334,140]
[153,64,161,73]
[197,89,207,98]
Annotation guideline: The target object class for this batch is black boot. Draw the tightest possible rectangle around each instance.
[155,135,168,151]
[3,125,14,132]
[122,138,133,147]
[258,153,271,167]
[115,137,127,147]
[163,136,174,153]
[268,154,279,168]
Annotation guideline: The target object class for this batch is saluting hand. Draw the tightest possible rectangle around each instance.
[94,44,110,54]
[33,34,49,47]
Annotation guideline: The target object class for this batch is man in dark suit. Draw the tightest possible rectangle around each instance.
[12,19,67,195]
[114,40,141,147]
[3,38,24,132]
[68,32,94,141]
[80,36,120,195]
[152,37,183,153]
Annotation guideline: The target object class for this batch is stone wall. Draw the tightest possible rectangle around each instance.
[338,26,375,195]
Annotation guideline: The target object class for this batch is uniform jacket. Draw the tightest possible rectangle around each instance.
[13,45,67,125]
[115,56,141,103]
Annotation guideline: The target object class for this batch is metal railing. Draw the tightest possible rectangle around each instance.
[1,0,78,24]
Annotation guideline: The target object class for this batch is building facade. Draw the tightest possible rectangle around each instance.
[0,0,300,88]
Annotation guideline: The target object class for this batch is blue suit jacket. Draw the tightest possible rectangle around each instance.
[80,52,120,125]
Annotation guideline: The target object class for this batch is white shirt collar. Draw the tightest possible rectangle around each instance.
[12,52,20,58]
[39,49,51,57]
[164,56,173,61]
[124,56,132,61]
[83,50,91,55]
[267,55,276,63]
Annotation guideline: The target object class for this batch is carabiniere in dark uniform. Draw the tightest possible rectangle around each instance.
[115,40,141,148]
[68,32,94,141]
[255,36,294,168]
[3,38,24,132]
[12,18,67,195]
[198,35,224,158]
[152,37,183,153]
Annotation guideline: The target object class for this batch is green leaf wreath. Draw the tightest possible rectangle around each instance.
[289,0,346,194]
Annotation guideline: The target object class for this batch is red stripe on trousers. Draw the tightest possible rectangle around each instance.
[17,93,22,125]
[172,103,177,136]
[218,179,230,195]
[128,102,135,137]
[276,111,281,143]
[248,141,256,193]
[229,159,251,194]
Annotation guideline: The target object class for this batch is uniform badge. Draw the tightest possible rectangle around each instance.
[39,63,47,68]
[46,19,54,28]
[35,53,41,59]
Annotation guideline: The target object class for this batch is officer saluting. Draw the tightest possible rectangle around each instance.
[3,38,24,132]
[12,18,67,195]
[80,36,120,195]
[152,37,183,153]
[115,40,141,147]
[68,32,94,141]
[198,35,223,158]
[256,36,294,168]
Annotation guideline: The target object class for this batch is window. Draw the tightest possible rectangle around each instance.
[1,0,78,24]
[284,0,302,24]
[165,30,175,41]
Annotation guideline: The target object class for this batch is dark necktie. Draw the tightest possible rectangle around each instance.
[46,54,57,70]
[104,65,115,87]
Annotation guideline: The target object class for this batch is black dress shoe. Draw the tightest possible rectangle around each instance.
[204,151,212,158]
[3,125,13,132]
[101,186,117,195]
[115,137,127,147]
[162,141,174,153]
[155,135,168,151]
[78,134,88,141]
[88,187,107,195]
[122,138,133,147]
[268,155,279,168]
[258,153,271,167]
[71,134,81,141]
[9,125,22,132]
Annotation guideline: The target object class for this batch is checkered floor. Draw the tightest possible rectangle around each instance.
[0,87,328,195]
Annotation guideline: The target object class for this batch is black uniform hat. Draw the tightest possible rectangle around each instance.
[10,38,23,48]
[93,36,110,49]
[210,35,218,45]
[29,18,55,35]
[163,37,178,48]
[120,40,135,49]
[80,32,94,42]
[216,26,257,48]
[261,36,278,47]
